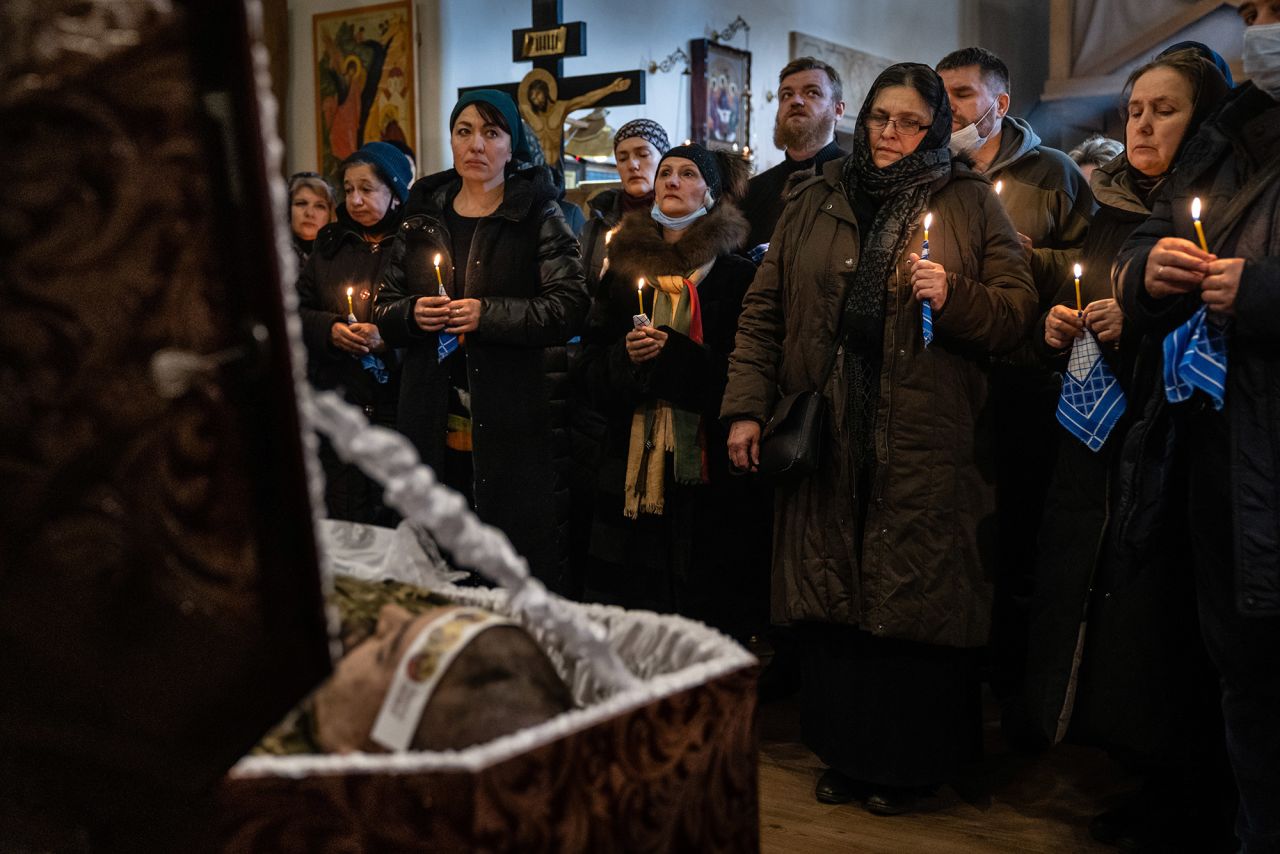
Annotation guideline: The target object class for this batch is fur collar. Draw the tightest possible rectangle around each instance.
[607,203,748,280]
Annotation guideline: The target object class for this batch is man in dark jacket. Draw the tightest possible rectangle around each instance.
[739,57,847,252]
[937,47,1097,720]
[1117,5,1280,847]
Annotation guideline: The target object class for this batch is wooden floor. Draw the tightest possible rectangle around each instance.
[756,692,1134,853]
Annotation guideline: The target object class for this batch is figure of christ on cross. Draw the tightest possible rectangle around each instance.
[460,0,645,173]
[518,68,631,167]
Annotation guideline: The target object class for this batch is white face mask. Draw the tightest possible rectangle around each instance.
[1243,22,1280,100]
[947,98,1000,156]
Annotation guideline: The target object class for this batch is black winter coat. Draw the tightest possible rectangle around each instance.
[296,207,403,416]
[576,204,770,636]
[1118,84,1280,617]
[1022,157,1205,751]
[375,165,589,587]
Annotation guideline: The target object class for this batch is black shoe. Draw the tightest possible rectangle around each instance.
[865,787,917,816]
[815,768,863,804]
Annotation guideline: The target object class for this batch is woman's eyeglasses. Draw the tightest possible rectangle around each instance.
[865,113,928,136]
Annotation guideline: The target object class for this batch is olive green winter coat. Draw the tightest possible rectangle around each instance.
[720,157,1035,648]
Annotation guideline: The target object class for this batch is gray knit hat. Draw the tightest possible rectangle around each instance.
[614,119,670,155]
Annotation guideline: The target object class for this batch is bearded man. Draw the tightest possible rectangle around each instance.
[739,57,847,251]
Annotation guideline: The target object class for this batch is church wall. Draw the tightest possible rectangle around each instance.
[285,0,984,177]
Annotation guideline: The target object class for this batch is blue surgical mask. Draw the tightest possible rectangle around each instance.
[947,98,1000,157]
[1244,22,1280,100]
[651,204,709,230]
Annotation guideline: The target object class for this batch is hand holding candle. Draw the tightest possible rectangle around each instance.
[920,212,934,346]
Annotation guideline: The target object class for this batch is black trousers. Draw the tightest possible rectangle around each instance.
[1185,407,1280,854]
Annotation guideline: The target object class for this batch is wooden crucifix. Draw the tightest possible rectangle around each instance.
[459,0,645,169]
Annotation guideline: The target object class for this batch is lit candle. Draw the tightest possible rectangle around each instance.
[637,277,645,315]
[744,146,751,157]
[994,179,1003,196]
[921,212,932,260]
[601,229,614,276]
[1073,263,1083,314]
[1191,197,1209,253]
[346,286,355,319]
[683,138,692,146]
[433,253,446,295]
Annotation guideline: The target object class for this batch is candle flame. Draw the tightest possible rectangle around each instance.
[1191,197,1202,220]
[347,286,354,296]
[433,253,442,266]
[923,212,933,230]
[994,180,1003,195]
[1073,263,1082,279]
[637,277,645,292]
[683,139,692,146]
[744,146,751,155]
[605,229,614,245]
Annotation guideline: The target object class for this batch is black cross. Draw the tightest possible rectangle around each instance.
[459,0,645,168]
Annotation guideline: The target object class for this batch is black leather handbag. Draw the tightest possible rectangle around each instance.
[757,389,828,482]
[756,339,841,483]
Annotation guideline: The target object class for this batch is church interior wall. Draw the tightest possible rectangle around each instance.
[285,0,1000,177]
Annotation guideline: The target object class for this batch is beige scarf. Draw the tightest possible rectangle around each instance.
[623,261,714,518]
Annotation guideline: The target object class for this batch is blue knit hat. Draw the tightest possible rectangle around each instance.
[343,141,413,203]
[450,89,526,157]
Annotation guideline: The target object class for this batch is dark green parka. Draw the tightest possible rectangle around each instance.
[720,157,1035,648]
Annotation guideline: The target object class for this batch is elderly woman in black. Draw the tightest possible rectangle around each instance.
[577,143,765,637]
[1020,47,1234,850]
[375,90,588,589]
[297,142,411,524]
[722,64,1035,814]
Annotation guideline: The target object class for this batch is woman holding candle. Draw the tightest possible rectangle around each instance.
[575,143,766,638]
[721,63,1034,814]
[1021,48,1236,850]
[296,142,411,524]
[375,90,588,590]
[579,119,671,297]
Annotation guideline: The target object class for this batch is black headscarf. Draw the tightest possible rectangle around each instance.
[1122,49,1232,204]
[837,63,954,473]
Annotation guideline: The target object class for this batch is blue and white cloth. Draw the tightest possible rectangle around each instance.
[747,243,769,265]
[1163,305,1228,410]
[1057,329,1127,452]
[438,331,459,362]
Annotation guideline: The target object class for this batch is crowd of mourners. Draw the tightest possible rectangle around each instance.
[287,5,1280,849]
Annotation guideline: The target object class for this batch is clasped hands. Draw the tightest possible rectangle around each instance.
[331,321,385,355]
[1045,299,1123,349]
[414,295,481,335]
[1143,236,1243,316]
[625,325,668,364]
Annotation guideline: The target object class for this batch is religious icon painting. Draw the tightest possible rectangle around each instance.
[690,39,751,152]
[313,0,418,179]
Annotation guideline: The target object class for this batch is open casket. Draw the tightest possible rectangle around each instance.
[220,523,758,852]
[0,2,758,852]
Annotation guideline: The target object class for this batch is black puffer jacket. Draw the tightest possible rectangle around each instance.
[1118,83,1280,616]
[375,165,589,588]
[296,206,403,415]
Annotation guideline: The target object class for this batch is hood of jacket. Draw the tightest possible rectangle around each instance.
[986,115,1043,175]
[1090,153,1152,215]
[405,163,561,223]
[607,203,749,280]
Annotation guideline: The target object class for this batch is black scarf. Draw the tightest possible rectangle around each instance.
[838,63,953,473]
